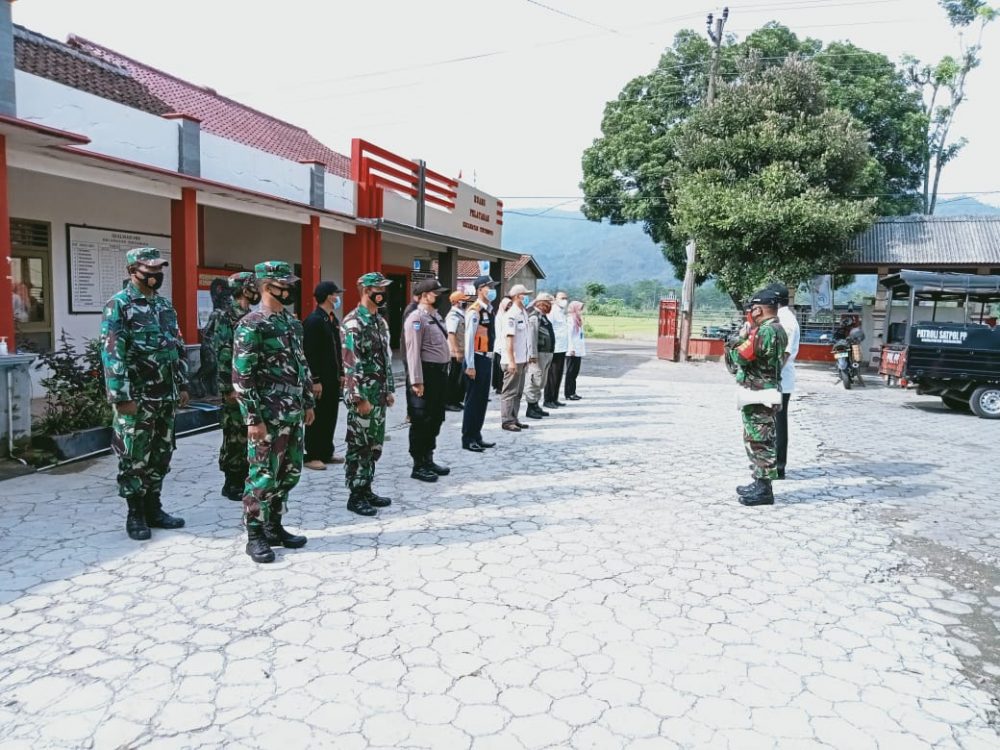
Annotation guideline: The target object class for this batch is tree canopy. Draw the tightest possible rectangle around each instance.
[580,23,926,291]
[670,58,878,301]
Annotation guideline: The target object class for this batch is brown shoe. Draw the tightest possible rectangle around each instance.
[502,423,522,432]
[326,454,346,465]
[304,460,327,471]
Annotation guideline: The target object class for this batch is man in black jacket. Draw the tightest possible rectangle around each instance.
[303,281,345,469]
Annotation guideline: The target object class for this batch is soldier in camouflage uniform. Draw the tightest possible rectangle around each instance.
[729,287,788,506]
[210,271,259,501]
[341,272,396,516]
[101,247,189,540]
[232,261,316,563]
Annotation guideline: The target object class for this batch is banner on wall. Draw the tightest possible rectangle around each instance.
[67,225,172,313]
[809,274,833,313]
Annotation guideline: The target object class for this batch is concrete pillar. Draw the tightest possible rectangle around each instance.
[300,215,321,320]
[490,259,505,298]
[0,135,14,350]
[170,187,199,342]
[0,1,15,117]
[164,114,201,177]
[301,161,325,210]
[436,247,458,317]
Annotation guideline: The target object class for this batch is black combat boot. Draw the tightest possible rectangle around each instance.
[739,479,775,507]
[425,453,450,476]
[246,523,275,563]
[737,481,756,497]
[410,459,438,483]
[347,489,378,516]
[364,485,392,508]
[525,403,545,419]
[125,496,151,541]
[264,513,307,548]
[221,473,245,502]
[144,493,185,529]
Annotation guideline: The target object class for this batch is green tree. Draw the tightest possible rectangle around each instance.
[580,22,926,281]
[669,58,878,301]
[584,282,607,300]
[906,0,996,213]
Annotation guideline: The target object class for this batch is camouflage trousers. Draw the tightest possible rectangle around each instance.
[742,404,778,480]
[244,420,304,526]
[111,399,176,500]
[344,404,386,491]
[218,399,249,477]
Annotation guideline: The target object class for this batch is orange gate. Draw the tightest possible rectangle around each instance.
[657,299,679,361]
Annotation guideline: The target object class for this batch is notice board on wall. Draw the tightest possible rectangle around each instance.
[66,225,172,313]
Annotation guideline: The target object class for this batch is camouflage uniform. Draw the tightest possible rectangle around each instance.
[101,248,188,503]
[211,272,255,494]
[232,263,315,527]
[341,275,395,493]
[731,317,788,479]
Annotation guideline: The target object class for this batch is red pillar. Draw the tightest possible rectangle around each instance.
[170,187,199,342]
[343,181,383,310]
[0,136,14,350]
[300,215,321,320]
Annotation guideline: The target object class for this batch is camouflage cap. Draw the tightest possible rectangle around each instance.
[358,271,392,288]
[125,247,168,267]
[228,271,256,291]
[254,260,299,283]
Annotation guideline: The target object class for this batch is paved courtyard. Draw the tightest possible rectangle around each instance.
[1,341,998,749]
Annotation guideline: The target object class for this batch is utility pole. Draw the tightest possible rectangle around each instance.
[679,6,728,362]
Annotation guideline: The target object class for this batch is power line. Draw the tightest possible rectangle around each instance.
[524,0,623,36]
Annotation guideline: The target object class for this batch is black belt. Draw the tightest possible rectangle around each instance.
[422,361,449,369]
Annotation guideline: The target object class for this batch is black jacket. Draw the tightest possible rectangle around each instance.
[303,306,343,390]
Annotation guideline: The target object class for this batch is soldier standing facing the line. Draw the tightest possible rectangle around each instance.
[232,261,315,563]
[101,247,189,541]
[405,277,453,483]
[461,275,499,452]
[341,273,396,516]
[729,287,788,507]
[211,271,258,501]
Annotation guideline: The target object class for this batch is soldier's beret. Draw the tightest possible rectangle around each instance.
[126,247,168,267]
[358,272,392,288]
[255,261,299,283]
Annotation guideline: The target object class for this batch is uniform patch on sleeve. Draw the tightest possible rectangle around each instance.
[413,322,421,330]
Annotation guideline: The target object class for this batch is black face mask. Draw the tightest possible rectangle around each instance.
[137,270,164,289]
[268,284,296,306]
[245,289,261,305]
[371,292,387,308]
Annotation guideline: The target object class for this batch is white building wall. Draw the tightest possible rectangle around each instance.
[201,132,312,206]
[324,173,354,216]
[15,71,180,172]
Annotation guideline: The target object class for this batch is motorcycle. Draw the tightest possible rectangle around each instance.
[827,328,866,389]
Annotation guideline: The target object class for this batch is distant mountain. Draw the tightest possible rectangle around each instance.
[933,196,1000,217]
[501,209,675,289]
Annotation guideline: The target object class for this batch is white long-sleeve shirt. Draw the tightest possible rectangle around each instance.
[777,305,800,394]
[550,304,569,353]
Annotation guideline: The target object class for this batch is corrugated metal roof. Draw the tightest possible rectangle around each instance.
[849,215,1000,266]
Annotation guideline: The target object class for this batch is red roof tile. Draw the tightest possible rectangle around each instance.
[457,255,543,280]
[69,36,351,179]
[14,26,171,116]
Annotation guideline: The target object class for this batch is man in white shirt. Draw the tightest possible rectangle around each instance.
[544,291,569,409]
[500,284,533,432]
[770,283,799,480]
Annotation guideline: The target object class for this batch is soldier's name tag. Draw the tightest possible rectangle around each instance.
[736,388,782,410]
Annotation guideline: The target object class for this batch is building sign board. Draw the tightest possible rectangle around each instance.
[67,225,172,313]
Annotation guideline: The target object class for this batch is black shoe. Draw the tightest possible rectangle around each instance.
[144,494,185,529]
[125,498,151,540]
[525,404,544,419]
[502,423,522,433]
[222,473,245,502]
[737,482,756,496]
[445,404,463,412]
[776,469,786,480]
[425,455,450,476]
[411,464,439,483]
[543,401,560,410]
[347,491,378,516]
[364,486,392,508]
[555,400,567,406]
[739,479,775,506]
[476,440,496,448]
[246,524,275,563]
[264,514,307,548]
[567,395,582,401]
[515,422,531,429]
[463,442,485,453]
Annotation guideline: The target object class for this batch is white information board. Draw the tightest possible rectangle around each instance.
[67,225,172,313]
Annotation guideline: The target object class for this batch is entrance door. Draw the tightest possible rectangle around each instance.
[384,271,408,350]
[10,219,53,352]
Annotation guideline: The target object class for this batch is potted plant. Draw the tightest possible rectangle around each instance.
[31,332,113,461]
